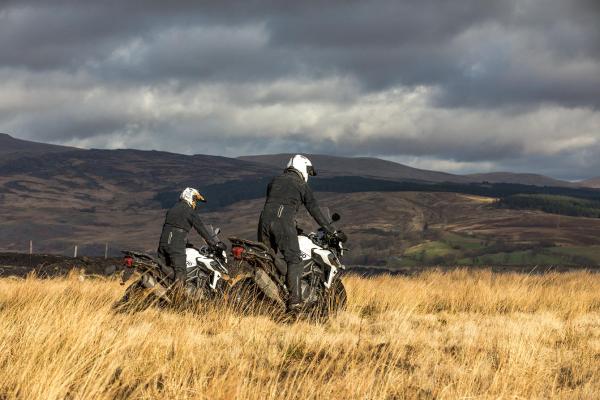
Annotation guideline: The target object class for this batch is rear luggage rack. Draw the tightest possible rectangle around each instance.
[228,237,275,261]
[120,250,174,279]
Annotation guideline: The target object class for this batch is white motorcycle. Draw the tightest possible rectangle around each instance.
[228,213,347,319]
[114,227,229,311]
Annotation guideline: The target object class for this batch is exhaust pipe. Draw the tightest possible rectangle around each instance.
[254,269,285,308]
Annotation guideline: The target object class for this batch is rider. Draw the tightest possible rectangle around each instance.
[158,187,226,286]
[258,155,346,312]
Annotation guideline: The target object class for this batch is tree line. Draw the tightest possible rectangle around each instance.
[498,194,600,218]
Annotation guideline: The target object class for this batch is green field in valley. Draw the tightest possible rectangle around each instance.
[389,232,600,268]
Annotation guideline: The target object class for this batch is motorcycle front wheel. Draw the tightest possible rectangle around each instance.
[315,278,348,320]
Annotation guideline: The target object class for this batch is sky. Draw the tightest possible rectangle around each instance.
[1,0,599,180]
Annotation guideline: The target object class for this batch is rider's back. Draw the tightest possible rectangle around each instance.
[163,201,196,231]
[263,170,306,215]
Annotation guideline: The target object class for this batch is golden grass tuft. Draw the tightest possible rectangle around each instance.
[0,269,599,399]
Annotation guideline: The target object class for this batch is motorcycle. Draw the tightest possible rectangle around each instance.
[228,213,347,319]
[113,227,229,312]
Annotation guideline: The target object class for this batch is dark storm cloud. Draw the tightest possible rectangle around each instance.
[1,0,600,179]
[2,0,599,105]
[263,0,600,108]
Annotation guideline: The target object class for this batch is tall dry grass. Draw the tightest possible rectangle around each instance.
[0,269,599,399]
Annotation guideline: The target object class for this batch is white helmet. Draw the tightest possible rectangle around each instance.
[286,154,316,182]
[180,187,206,209]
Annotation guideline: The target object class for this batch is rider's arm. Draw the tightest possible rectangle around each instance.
[302,184,334,233]
[190,212,218,246]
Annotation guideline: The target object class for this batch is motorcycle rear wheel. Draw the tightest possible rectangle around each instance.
[228,278,284,316]
[112,281,166,313]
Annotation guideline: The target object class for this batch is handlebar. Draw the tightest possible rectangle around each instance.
[307,229,347,249]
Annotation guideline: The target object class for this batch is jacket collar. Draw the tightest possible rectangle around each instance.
[285,168,305,182]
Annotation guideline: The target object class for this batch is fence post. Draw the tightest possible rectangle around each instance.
[29,240,32,255]
[74,245,78,258]
[105,243,109,259]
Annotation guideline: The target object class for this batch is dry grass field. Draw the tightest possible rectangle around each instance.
[0,270,599,399]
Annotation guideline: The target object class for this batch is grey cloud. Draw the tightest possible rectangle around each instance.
[266,1,510,48]
[94,26,301,84]
[2,0,599,108]
[1,0,600,179]
[11,107,136,143]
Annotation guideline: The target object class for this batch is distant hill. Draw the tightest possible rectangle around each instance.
[0,147,272,188]
[581,177,600,188]
[240,154,577,187]
[239,153,469,183]
[0,135,274,254]
[0,133,76,155]
[2,133,600,266]
[0,134,579,188]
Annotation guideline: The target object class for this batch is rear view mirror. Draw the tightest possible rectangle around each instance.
[332,213,341,222]
[214,227,221,236]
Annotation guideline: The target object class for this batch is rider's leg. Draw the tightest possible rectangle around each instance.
[257,216,269,244]
[286,261,303,307]
[273,222,303,308]
[170,250,187,283]
[157,246,168,267]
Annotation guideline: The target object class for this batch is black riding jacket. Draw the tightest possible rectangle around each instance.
[261,169,333,232]
[159,201,216,247]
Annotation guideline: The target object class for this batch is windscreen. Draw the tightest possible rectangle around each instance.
[321,207,331,223]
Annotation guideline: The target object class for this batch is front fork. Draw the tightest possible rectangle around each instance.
[209,270,222,290]
[324,265,339,289]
